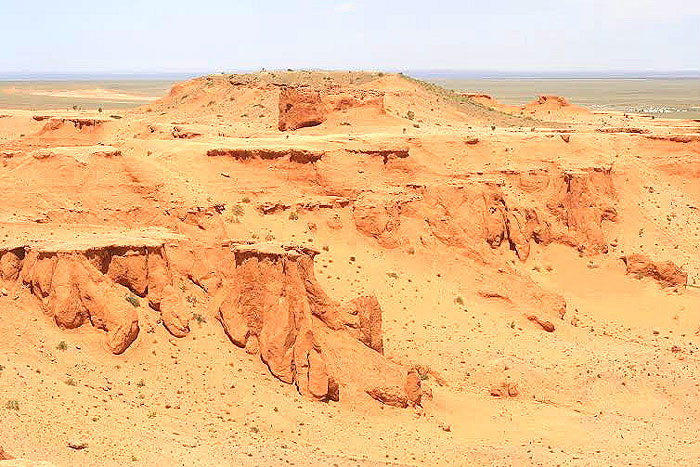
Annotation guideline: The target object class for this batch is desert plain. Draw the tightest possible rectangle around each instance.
[0,71,698,466]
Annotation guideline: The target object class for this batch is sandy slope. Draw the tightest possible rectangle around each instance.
[0,71,698,466]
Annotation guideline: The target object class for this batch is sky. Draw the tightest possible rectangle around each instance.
[1,0,698,74]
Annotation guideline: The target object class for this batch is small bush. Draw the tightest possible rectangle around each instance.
[231,205,244,216]
[406,110,415,120]
[387,272,398,279]
[455,296,464,305]
[241,196,251,203]
[407,247,415,255]
[289,212,298,221]
[65,378,76,386]
[147,410,157,418]
[57,341,68,351]
[136,379,146,388]
[125,294,140,308]
[5,400,19,410]
[193,313,206,324]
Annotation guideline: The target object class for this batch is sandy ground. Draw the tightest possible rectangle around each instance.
[0,71,698,466]
[1,87,158,102]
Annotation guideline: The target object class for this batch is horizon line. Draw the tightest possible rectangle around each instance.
[0,68,698,81]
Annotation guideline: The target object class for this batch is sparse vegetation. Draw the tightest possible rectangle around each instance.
[5,400,19,411]
[406,110,415,120]
[65,378,76,386]
[57,341,68,351]
[126,294,140,308]
[241,196,251,203]
[136,379,146,388]
[232,205,244,216]
[387,272,398,279]
[455,296,464,305]
[193,313,206,324]
[289,212,299,221]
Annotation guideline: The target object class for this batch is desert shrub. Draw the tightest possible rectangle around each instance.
[406,110,415,120]
[455,296,464,305]
[125,294,140,308]
[289,212,299,221]
[5,400,19,410]
[57,341,68,351]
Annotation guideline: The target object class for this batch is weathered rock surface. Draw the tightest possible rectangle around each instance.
[216,242,415,403]
[623,254,688,287]
[0,240,187,353]
[352,165,617,258]
[278,86,327,131]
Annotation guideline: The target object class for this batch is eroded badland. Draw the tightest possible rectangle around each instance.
[0,71,698,466]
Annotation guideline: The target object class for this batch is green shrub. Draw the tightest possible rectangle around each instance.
[125,294,140,308]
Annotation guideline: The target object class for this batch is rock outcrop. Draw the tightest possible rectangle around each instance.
[352,165,617,258]
[216,242,417,404]
[278,86,327,131]
[0,237,186,354]
[622,254,687,287]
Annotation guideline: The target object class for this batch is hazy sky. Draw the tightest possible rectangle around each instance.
[2,0,698,73]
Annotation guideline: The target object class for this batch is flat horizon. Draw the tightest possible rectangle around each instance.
[1,69,698,81]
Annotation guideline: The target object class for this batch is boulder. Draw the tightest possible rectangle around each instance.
[623,254,687,287]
